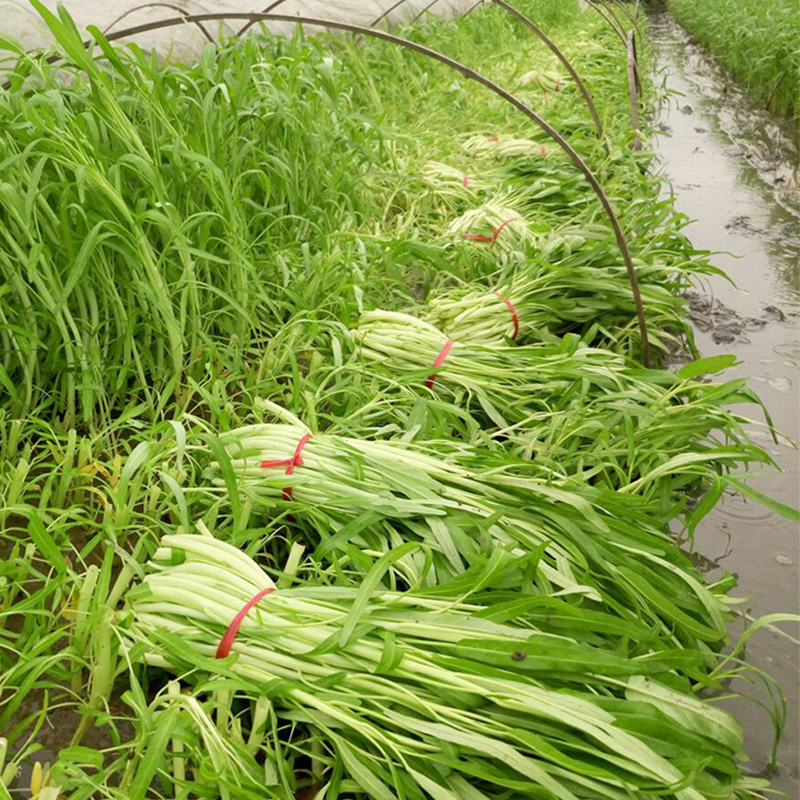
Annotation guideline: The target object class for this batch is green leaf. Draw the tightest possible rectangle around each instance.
[454,636,701,676]
[338,542,419,648]
[677,355,737,380]
[24,507,67,576]
[724,476,800,522]
[375,631,405,674]
[56,747,104,769]
[206,435,243,530]
[626,676,743,753]
[335,738,398,800]
[686,474,724,536]
[128,706,180,800]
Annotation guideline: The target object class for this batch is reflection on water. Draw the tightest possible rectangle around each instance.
[650,11,800,795]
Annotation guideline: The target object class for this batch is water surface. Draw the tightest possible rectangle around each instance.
[651,12,799,795]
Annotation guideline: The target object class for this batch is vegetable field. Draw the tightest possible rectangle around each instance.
[0,1,797,798]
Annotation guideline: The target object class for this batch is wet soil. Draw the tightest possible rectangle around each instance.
[650,12,800,795]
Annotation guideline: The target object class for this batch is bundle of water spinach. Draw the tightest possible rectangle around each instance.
[123,533,762,800]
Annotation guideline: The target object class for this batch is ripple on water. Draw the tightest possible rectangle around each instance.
[713,489,783,525]
[773,341,800,363]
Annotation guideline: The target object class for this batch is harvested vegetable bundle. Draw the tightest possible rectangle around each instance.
[351,310,657,427]
[519,68,565,92]
[422,158,585,215]
[125,533,761,800]
[446,201,533,251]
[212,418,602,596]
[462,134,548,158]
[420,162,490,204]
[427,273,552,344]
[352,311,771,501]
[426,263,677,347]
[212,418,742,657]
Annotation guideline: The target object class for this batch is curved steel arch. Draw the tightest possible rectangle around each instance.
[586,1,627,45]
[237,0,290,39]
[607,0,642,38]
[410,0,443,26]
[372,0,418,28]
[5,10,651,364]
[102,3,216,43]
[491,0,603,140]
[463,0,486,16]
[599,0,641,95]
[586,0,640,95]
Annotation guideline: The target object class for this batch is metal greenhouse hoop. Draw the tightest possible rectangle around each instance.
[3,10,651,365]
[606,0,642,39]
[101,3,217,43]
[410,0,444,26]
[586,1,641,94]
[372,0,419,28]
[586,0,627,45]
[237,0,290,38]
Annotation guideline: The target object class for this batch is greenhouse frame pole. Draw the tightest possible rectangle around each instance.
[101,3,216,42]
[607,0,642,38]
[463,0,486,16]
[372,0,417,28]
[408,0,446,25]
[600,0,641,91]
[627,31,641,150]
[586,0,627,45]
[237,0,290,38]
[410,0,444,26]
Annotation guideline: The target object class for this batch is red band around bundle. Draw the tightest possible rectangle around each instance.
[426,339,454,389]
[492,218,517,239]
[494,293,520,340]
[462,174,469,188]
[540,144,546,157]
[260,433,312,500]
[461,217,518,244]
[487,136,498,142]
[556,77,561,92]
[461,231,495,242]
[215,587,276,659]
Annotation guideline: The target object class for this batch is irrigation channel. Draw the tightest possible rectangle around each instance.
[650,12,799,795]
[0,1,799,798]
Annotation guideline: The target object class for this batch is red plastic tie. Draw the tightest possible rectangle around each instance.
[462,174,469,188]
[260,433,312,500]
[461,217,518,244]
[494,293,520,340]
[487,136,498,142]
[540,144,546,157]
[492,218,517,239]
[426,339,454,389]
[216,587,276,659]
[461,231,495,242]
[556,77,561,92]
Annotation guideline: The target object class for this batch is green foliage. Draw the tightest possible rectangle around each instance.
[668,0,800,119]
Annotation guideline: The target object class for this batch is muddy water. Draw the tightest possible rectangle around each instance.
[650,13,800,795]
